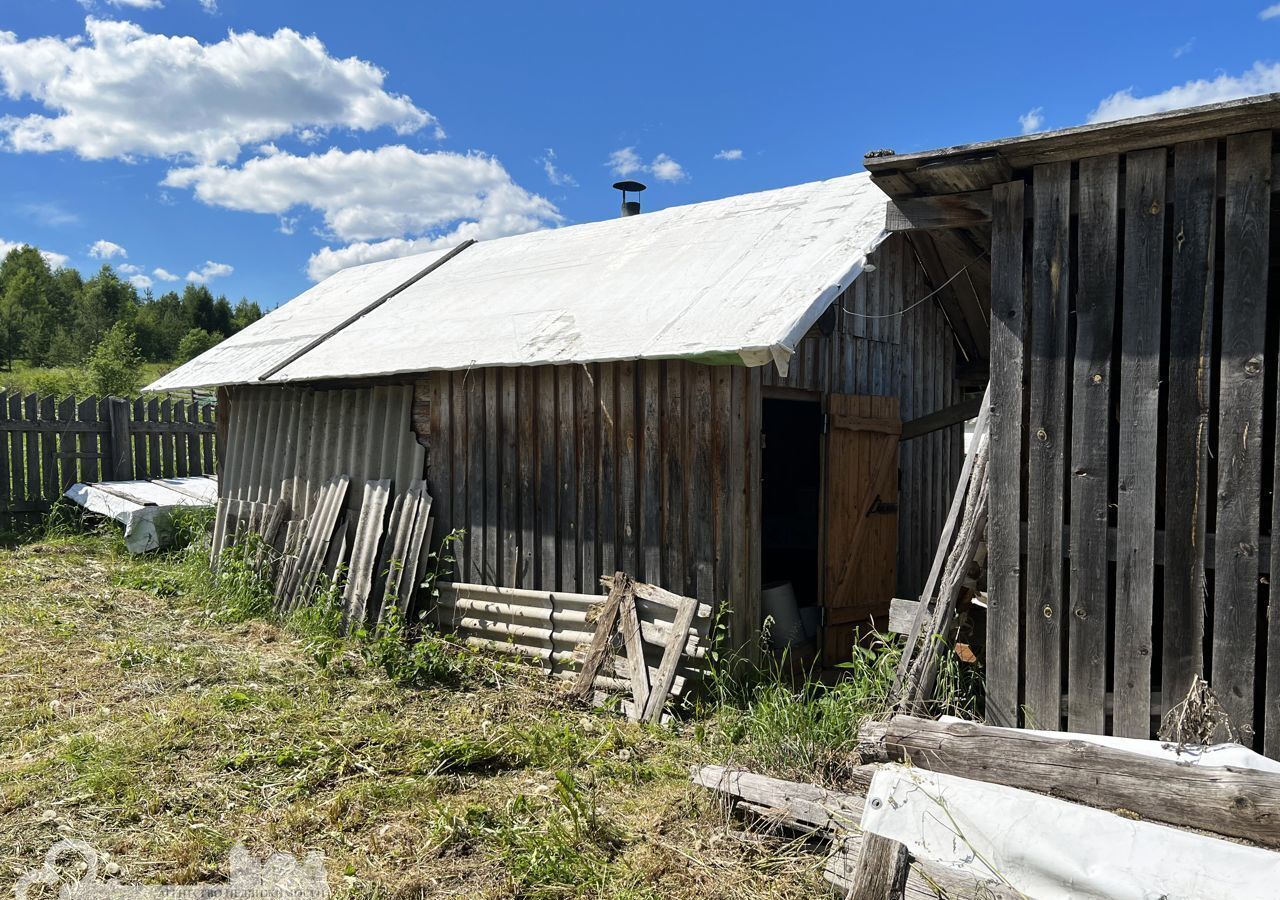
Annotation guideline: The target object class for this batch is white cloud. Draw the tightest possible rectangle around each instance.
[200,0,217,12]
[0,17,434,163]
[0,238,68,269]
[152,267,180,281]
[128,273,153,290]
[1018,107,1045,134]
[164,145,561,280]
[540,148,577,187]
[1090,61,1280,122]
[714,148,744,161]
[108,0,165,8]
[607,147,687,182]
[89,239,127,259]
[1172,38,1195,59]
[186,260,232,283]
[649,153,686,182]
[117,262,142,274]
[1261,4,1280,19]
[308,234,458,282]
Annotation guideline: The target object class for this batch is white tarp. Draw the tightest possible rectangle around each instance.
[64,476,219,553]
[862,764,1280,900]
[147,173,889,391]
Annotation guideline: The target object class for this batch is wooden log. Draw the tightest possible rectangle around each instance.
[617,581,650,716]
[569,572,629,701]
[858,715,1280,849]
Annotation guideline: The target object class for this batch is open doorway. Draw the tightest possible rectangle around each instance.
[760,396,823,660]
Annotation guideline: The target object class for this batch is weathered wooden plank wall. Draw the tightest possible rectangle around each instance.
[987,131,1280,754]
[417,359,761,647]
[762,233,966,600]
[0,392,216,531]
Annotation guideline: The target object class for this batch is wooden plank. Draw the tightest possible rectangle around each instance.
[598,363,618,579]
[343,479,392,627]
[106,397,133,482]
[662,362,685,592]
[570,572,629,700]
[39,396,56,503]
[23,395,39,505]
[449,372,468,585]
[499,368,519,587]
[516,368,536,588]
[9,394,25,505]
[617,361,638,575]
[1023,161,1070,731]
[577,364,598,594]
[1113,147,1166,739]
[483,368,499,586]
[131,398,147,477]
[159,397,175,478]
[860,715,1280,850]
[643,592,699,723]
[617,582,650,715]
[899,396,982,441]
[201,402,215,474]
[146,397,160,484]
[186,401,202,475]
[79,396,100,484]
[986,179,1027,728]
[639,361,662,584]
[172,400,188,478]
[557,365,578,591]
[1066,153,1118,736]
[687,365,714,605]
[465,369,485,584]
[884,189,992,231]
[0,392,9,526]
[59,397,78,492]
[1215,131,1270,744]
[536,366,557,591]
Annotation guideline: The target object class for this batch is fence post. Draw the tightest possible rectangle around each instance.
[106,397,133,482]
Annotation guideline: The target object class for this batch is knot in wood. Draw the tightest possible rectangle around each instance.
[1073,607,1087,620]
[1148,199,1161,216]
[1091,373,1103,384]
[1035,427,1048,442]
[1042,605,1053,619]
[1245,357,1263,377]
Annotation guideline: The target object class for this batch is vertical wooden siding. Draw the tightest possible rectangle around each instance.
[419,360,761,648]
[987,133,1280,753]
[762,233,965,599]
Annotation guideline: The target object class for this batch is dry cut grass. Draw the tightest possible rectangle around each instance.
[0,533,833,900]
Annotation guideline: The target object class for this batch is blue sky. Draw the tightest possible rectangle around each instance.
[2,1,1279,308]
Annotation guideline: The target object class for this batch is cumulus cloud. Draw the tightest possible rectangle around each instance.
[540,148,576,187]
[1090,62,1280,122]
[607,147,687,182]
[164,145,561,278]
[0,238,68,269]
[1018,107,1045,134]
[128,274,153,290]
[200,0,218,12]
[89,239,127,259]
[153,267,180,281]
[0,17,435,163]
[1261,4,1280,19]
[714,148,744,161]
[185,260,232,283]
[117,262,142,274]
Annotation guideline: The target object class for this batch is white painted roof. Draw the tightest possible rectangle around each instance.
[148,172,887,391]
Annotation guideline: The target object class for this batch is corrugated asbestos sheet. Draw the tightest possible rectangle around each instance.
[763,234,964,598]
[148,173,888,391]
[218,383,425,522]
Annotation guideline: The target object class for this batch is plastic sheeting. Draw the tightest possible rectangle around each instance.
[862,764,1280,900]
[147,174,888,391]
[64,476,219,553]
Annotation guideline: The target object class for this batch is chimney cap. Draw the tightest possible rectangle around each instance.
[613,180,647,193]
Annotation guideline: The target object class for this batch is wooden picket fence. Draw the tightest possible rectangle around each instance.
[0,391,217,531]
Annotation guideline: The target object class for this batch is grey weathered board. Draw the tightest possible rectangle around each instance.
[1113,147,1166,739]
[1067,153,1118,736]
[986,180,1026,729]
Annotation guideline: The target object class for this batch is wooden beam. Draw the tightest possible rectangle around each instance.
[885,191,992,231]
[864,92,1280,181]
[858,715,1280,849]
[887,597,919,634]
[900,396,982,441]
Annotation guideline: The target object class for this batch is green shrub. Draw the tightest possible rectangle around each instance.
[83,322,142,397]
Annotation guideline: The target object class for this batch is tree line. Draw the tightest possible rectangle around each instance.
[0,243,263,371]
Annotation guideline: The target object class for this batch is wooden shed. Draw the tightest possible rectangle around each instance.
[866,93,1280,754]
[151,173,977,665]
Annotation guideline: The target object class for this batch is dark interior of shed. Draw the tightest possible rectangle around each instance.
[760,397,822,647]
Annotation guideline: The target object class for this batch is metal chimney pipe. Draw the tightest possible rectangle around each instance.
[613,180,647,217]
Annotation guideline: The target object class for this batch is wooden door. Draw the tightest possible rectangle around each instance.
[822,394,900,666]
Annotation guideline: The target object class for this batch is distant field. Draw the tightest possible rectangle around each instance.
[0,360,177,397]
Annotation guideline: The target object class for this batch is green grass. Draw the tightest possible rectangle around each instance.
[0,518,984,897]
[0,359,176,397]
